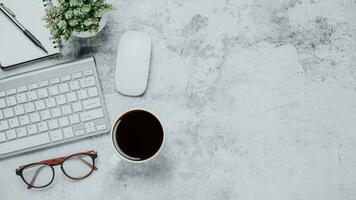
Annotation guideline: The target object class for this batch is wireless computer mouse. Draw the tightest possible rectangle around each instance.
[115,31,152,96]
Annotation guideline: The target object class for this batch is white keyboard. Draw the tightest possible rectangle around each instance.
[0,57,110,159]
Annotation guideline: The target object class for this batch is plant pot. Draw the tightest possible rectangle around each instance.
[72,13,108,38]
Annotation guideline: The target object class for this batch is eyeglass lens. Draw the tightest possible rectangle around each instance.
[62,154,95,179]
[22,163,53,188]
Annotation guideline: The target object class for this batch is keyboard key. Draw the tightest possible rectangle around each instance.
[61,105,72,116]
[50,107,61,118]
[39,80,49,87]
[27,124,38,135]
[66,92,77,102]
[80,77,95,88]
[86,127,96,134]
[16,127,27,138]
[48,85,59,96]
[69,114,80,124]
[6,130,17,140]
[69,80,80,90]
[50,129,63,142]
[24,102,35,113]
[50,78,60,85]
[28,83,39,90]
[37,88,49,99]
[16,93,27,104]
[0,91,5,97]
[82,98,101,110]
[0,99,6,108]
[61,75,71,82]
[58,117,69,127]
[27,91,38,101]
[48,119,59,130]
[80,108,104,122]
[37,122,48,132]
[96,124,107,131]
[35,100,46,110]
[0,111,3,120]
[72,72,82,79]
[63,127,74,138]
[84,121,95,128]
[77,90,88,100]
[59,83,69,93]
[3,108,14,118]
[40,110,51,120]
[8,117,20,128]
[14,105,25,116]
[87,87,99,97]
[0,120,9,131]
[6,96,17,106]
[56,95,67,105]
[0,132,6,142]
[0,133,50,155]
[29,113,41,123]
[6,89,16,95]
[83,69,94,76]
[75,129,85,136]
[45,98,56,108]
[17,86,27,93]
[72,102,83,113]
[19,115,30,125]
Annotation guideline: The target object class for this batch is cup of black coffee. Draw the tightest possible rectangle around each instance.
[111,109,164,162]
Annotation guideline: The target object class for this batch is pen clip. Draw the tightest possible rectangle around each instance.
[0,3,16,17]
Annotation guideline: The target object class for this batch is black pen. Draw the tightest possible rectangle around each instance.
[0,3,48,54]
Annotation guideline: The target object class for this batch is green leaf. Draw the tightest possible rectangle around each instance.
[83,18,93,26]
[81,4,91,13]
[57,20,66,28]
[73,8,81,16]
[64,11,73,19]
[70,0,83,7]
[69,19,78,26]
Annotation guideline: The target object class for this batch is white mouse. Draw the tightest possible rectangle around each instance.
[115,31,152,96]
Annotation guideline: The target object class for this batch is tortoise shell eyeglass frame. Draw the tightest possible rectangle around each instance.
[15,150,98,189]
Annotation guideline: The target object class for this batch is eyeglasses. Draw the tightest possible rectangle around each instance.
[16,150,98,189]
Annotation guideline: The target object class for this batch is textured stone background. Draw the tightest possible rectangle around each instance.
[0,0,356,199]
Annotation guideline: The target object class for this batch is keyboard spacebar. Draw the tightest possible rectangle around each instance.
[0,133,50,155]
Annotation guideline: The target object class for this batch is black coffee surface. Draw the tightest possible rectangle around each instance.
[115,110,164,161]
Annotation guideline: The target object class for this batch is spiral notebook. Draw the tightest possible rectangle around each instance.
[0,0,61,68]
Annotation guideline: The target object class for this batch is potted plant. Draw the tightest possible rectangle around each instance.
[44,0,112,40]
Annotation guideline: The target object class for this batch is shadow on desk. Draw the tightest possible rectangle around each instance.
[111,154,172,181]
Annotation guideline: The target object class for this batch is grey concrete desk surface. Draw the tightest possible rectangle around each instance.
[0,0,356,199]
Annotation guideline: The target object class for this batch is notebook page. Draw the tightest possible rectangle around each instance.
[0,0,59,67]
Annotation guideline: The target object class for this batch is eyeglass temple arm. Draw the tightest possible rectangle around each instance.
[25,150,97,165]
[39,154,97,170]
[27,165,47,189]
[41,156,66,165]
[83,150,96,154]
[78,156,98,170]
